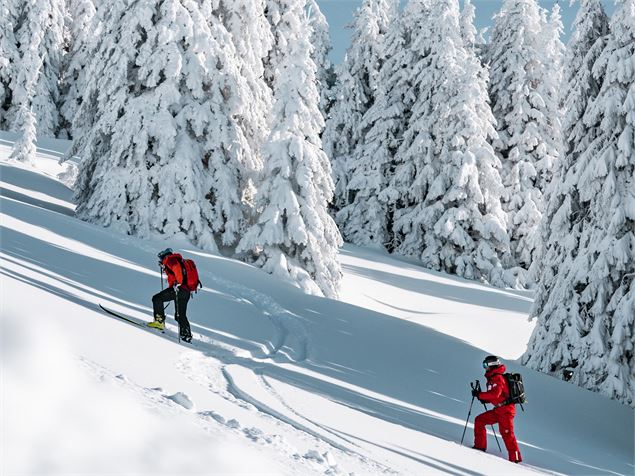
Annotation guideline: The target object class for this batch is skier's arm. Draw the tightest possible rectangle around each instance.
[164,257,181,288]
[164,267,176,287]
[478,377,503,403]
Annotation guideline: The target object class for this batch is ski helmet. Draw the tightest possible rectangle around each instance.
[482,355,501,369]
[157,248,173,263]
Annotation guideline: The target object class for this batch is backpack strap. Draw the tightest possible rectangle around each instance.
[176,256,188,288]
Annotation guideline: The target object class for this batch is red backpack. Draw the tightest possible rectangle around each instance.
[180,258,202,292]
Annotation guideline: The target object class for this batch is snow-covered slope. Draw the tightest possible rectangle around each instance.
[1,136,633,475]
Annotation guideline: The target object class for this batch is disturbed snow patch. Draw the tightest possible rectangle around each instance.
[166,391,194,410]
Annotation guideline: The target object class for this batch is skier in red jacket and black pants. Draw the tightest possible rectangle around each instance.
[149,248,193,342]
[472,355,522,463]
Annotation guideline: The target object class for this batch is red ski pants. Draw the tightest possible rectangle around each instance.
[473,406,522,462]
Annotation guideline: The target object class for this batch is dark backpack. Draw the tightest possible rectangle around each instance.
[504,373,526,406]
[179,258,202,292]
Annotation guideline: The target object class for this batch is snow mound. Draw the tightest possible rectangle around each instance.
[166,392,194,410]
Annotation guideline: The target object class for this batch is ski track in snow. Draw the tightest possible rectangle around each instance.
[257,373,368,452]
[196,281,401,472]
[204,273,310,363]
[174,343,394,474]
[79,356,365,475]
[165,275,399,476]
[222,366,350,454]
[177,272,369,468]
[221,365,393,475]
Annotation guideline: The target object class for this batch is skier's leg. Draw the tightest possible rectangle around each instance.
[150,288,173,328]
[499,414,522,462]
[473,409,497,450]
[176,288,192,341]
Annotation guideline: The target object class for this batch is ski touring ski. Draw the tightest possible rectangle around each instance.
[98,304,195,346]
[98,304,165,333]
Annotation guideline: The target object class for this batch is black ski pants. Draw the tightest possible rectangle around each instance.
[152,286,191,337]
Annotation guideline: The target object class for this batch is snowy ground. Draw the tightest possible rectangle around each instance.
[1,133,633,475]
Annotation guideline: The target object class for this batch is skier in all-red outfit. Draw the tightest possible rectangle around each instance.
[472,355,522,463]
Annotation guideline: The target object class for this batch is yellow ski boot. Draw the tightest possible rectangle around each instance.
[147,314,165,330]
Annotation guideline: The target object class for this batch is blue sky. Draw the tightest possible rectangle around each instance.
[317,0,616,64]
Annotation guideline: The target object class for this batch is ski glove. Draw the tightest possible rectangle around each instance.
[471,389,480,398]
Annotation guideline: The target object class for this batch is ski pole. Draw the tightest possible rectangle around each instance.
[175,286,180,344]
[482,402,503,452]
[460,393,476,445]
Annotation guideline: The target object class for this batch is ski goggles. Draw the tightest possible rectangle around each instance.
[483,360,501,368]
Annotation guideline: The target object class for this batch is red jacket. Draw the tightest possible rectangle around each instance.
[478,364,512,407]
[161,253,192,291]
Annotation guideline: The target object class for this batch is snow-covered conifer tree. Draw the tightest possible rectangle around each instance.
[0,1,19,130]
[523,0,635,407]
[460,0,477,48]
[530,0,608,290]
[8,0,66,136]
[562,0,609,155]
[527,3,566,280]
[543,4,566,100]
[306,0,334,118]
[216,0,273,179]
[338,0,427,249]
[9,40,42,163]
[323,0,396,214]
[539,3,565,191]
[70,0,253,252]
[486,0,558,279]
[10,103,37,163]
[238,0,342,298]
[385,0,512,286]
[59,0,97,138]
[263,0,284,86]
